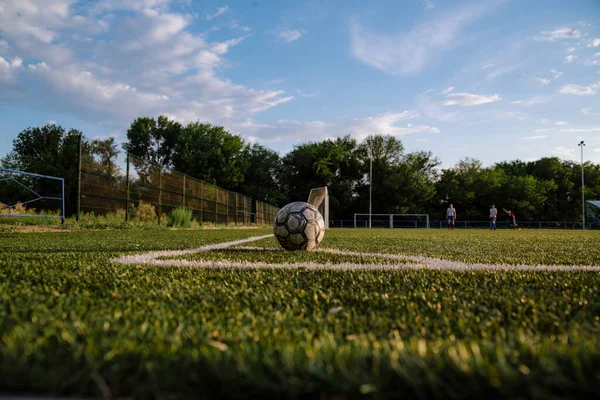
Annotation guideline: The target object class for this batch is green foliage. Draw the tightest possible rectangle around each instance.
[0,124,83,215]
[279,136,362,215]
[1,229,600,398]
[123,115,181,168]
[167,207,193,228]
[237,143,286,206]
[173,121,246,189]
[133,200,157,223]
[435,157,600,221]
[5,119,600,224]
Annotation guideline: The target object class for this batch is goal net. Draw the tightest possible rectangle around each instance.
[307,186,329,228]
[0,167,66,224]
[354,213,430,228]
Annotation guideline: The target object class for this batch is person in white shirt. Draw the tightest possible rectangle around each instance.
[489,204,498,231]
[446,204,456,231]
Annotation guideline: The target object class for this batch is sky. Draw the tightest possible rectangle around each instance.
[0,0,599,168]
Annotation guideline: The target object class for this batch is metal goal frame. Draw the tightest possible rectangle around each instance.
[0,167,66,224]
[353,213,430,228]
[308,186,329,229]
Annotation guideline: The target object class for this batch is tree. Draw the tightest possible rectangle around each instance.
[91,137,121,178]
[353,135,439,217]
[124,116,182,168]
[279,136,362,216]
[435,158,487,219]
[0,124,86,215]
[238,143,285,205]
[173,122,246,189]
[356,134,404,164]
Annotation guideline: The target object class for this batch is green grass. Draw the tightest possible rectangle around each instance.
[1,228,600,399]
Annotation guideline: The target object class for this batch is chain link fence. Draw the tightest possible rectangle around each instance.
[255,200,279,226]
[79,149,277,226]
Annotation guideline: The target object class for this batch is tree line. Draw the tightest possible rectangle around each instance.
[2,117,599,222]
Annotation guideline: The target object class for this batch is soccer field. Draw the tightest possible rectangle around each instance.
[2,228,600,399]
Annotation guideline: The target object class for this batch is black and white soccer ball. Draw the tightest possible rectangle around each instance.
[273,201,325,251]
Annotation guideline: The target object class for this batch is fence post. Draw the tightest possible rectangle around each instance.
[76,133,82,222]
[61,179,65,225]
[182,175,186,208]
[158,169,162,225]
[125,153,130,222]
[225,190,229,226]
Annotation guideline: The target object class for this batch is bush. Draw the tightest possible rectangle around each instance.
[135,201,157,223]
[168,207,193,228]
[0,202,28,214]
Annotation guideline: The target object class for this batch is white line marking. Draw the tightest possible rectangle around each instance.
[111,235,600,272]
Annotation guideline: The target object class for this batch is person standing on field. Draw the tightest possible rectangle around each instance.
[489,204,498,231]
[446,203,456,230]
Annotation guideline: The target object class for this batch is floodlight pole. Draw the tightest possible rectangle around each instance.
[369,156,372,229]
[579,140,586,229]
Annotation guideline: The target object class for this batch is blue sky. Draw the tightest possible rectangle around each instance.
[1,0,599,168]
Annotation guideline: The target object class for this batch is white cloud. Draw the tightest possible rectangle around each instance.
[533,129,548,132]
[416,93,463,122]
[568,47,576,53]
[0,55,22,83]
[422,0,435,10]
[533,77,550,86]
[485,63,521,81]
[229,20,250,32]
[536,27,581,41]
[582,108,599,116]
[559,127,600,133]
[537,119,551,124]
[297,89,319,98]
[46,120,57,125]
[523,135,547,140]
[441,86,455,95]
[265,78,291,85]
[495,111,523,120]
[342,111,433,140]
[555,121,568,126]
[443,92,501,106]
[589,38,600,48]
[584,52,600,66]
[565,54,576,63]
[0,1,295,132]
[553,146,575,157]
[94,0,172,12]
[204,6,230,21]
[512,96,551,106]
[559,83,598,95]
[550,69,563,79]
[237,111,435,143]
[349,1,502,76]
[276,29,303,42]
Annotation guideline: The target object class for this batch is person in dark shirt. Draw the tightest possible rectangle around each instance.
[502,208,518,228]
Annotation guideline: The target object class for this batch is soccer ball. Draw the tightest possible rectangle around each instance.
[273,201,325,251]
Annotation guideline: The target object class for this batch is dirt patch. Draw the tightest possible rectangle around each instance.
[0,225,68,233]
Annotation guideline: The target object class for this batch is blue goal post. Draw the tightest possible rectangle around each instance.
[0,167,66,224]
[588,200,600,225]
